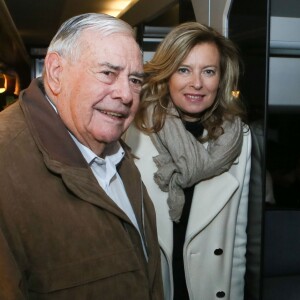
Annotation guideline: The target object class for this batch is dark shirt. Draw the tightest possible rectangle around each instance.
[173,120,204,300]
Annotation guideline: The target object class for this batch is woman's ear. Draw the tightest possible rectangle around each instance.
[44,52,63,95]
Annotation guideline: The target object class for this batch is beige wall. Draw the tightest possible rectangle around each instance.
[191,0,232,35]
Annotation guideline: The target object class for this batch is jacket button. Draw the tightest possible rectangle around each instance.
[216,291,225,298]
[214,248,223,255]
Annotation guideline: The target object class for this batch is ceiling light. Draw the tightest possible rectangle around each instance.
[102,0,139,17]
[0,74,7,94]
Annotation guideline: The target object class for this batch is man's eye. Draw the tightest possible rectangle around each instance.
[129,78,143,93]
[130,78,143,85]
[102,71,114,76]
[98,70,116,83]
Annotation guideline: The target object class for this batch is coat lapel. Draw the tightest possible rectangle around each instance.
[186,172,239,239]
[60,165,132,221]
[118,150,145,240]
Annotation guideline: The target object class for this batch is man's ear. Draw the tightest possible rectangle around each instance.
[44,52,63,95]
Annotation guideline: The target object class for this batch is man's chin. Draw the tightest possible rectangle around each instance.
[95,133,122,146]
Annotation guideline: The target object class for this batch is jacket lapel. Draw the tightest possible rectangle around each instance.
[118,150,145,240]
[186,172,239,239]
[119,146,161,287]
[60,166,132,221]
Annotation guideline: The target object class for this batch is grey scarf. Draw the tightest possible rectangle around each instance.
[149,104,243,223]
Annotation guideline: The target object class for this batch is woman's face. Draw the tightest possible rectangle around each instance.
[168,42,221,121]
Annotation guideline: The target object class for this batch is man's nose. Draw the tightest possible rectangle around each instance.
[112,77,133,104]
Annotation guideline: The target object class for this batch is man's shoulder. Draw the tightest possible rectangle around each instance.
[0,101,28,151]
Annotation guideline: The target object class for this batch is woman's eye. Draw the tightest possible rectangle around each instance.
[178,67,189,74]
[203,69,216,76]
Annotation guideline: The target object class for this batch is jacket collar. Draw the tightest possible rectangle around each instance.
[20,78,87,168]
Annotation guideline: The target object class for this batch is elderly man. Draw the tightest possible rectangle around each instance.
[0,13,163,299]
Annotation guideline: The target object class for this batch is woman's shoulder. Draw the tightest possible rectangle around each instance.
[122,124,156,156]
[239,122,252,161]
[242,123,251,138]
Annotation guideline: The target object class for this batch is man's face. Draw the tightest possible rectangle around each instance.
[55,30,143,155]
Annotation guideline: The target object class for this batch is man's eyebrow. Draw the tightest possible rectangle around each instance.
[130,71,145,79]
[99,62,122,71]
[99,62,145,79]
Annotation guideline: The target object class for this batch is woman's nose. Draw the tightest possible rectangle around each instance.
[191,74,202,89]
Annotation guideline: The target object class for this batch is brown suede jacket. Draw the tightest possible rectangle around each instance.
[0,79,163,299]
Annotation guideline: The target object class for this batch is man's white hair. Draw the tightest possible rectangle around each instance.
[47,13,135,60]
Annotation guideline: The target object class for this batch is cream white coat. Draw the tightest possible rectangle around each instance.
[124,125,251,300]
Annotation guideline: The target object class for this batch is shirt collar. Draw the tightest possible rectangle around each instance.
[70,133,125,166]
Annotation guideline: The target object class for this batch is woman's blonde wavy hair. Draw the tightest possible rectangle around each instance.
[135,22,246,142]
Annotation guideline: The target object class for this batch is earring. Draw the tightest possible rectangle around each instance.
[231,90,240,98]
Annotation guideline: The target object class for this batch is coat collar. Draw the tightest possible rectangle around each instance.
[20,78,87,168]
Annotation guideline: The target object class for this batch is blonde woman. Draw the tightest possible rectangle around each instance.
[124,22,251,300]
